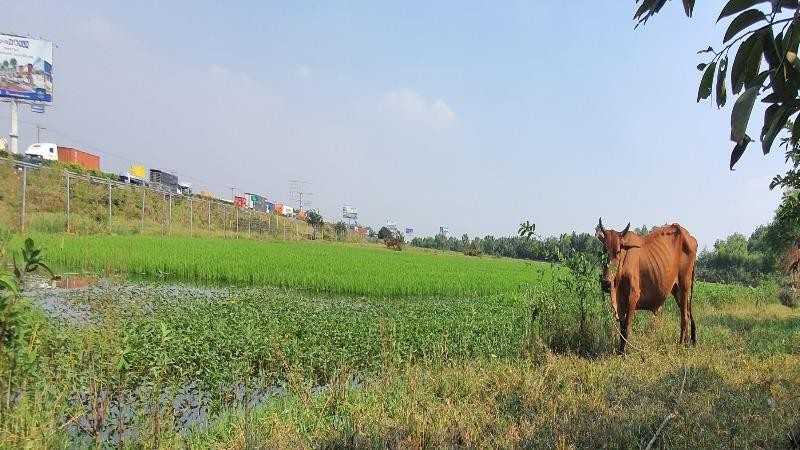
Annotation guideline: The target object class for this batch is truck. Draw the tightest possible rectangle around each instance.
[149,169,179,194]
[24,143,100,171]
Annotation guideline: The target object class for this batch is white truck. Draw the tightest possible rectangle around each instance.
[24,143,58,162]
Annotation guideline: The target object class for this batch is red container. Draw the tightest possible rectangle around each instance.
[57,146,100,171]
[234,196,247,208]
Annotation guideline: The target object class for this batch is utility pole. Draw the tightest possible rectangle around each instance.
[9,99,18,154]
[36,125,46,143]
[289,179,313,211]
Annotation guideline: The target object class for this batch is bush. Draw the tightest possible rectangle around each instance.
[779,280,797,308]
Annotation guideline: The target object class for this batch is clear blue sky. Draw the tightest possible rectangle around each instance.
[4,1,787,248]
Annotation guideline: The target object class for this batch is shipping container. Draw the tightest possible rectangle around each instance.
[57,146,100,171]
[282,206,294,216]
[274,203,283,215]
[266,202,275,214]
[129,165,146,179]
[149,169,178,186]
[199,190,214,198]
[234,196,248,208]
[298,210,307,220]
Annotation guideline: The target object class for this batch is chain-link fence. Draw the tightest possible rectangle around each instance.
[0,157,339,241]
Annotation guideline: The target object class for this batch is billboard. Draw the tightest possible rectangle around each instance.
[343,205,358,219]
[0,34,54,103]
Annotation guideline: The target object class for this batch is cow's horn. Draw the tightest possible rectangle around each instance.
[622,222,630,235]
[598,217,606,233]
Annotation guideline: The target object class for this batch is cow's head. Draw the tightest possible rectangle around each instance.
[596,218,640,317]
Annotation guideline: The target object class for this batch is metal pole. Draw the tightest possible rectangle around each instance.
[189,198,193,236]
[9,99,18,155]
[248,210,251,237]
[236,207,239,234]
[283,218,286,241]
[107,179,112,232]
[168,194,172,235]
[207,201,211,232]
[66,172,70,232]
[20,166,26,231]
[141,187,145,233]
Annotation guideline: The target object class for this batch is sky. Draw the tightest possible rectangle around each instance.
[2,1,789,249]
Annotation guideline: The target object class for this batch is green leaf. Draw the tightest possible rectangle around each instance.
[761,105,794,154]
[698,46,715,54]
[786,23,800,54]
[36,261,55,279]
[730,85,760,143]
[698,61,717,102]
[731,30,763,94]
[748,69,770,89]
[792,113,800,144]
[763,29,781,69]
[761,104,781,140]
[717,0,768,22]
[682,0,695,17]
[723,9,767,43]
[697,63,707,71]
[634,0,659,20]
[730,136,752,170]
[0,275,18,294]
[717,56,729,107]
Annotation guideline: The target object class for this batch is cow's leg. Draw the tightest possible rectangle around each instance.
[678,270,696,346]
[673,285,690,344]
[621,288,639,353]
[618,317,627,354]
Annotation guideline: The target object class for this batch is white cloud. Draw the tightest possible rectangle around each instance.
[384,88,455,127]
[298,65,313,80]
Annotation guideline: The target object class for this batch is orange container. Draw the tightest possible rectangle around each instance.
[57,146,100,171]
[274,203,283,215]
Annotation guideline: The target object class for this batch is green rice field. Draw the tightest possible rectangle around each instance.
[28,233,553,297]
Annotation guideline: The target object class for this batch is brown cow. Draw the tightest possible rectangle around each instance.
[595,218,698,353]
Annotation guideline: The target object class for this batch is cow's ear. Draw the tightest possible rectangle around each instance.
[621,235,640,249]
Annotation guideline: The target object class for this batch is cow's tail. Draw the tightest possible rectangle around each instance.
[690,265,696,346]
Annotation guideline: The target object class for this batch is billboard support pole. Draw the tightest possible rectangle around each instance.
[9,99,18,154]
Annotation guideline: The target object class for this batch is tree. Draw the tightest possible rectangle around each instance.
[634,2,800,170]
[377,226,392,240]
[305,209,323,227]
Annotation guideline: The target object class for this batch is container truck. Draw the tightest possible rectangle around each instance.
[56,146,100,171]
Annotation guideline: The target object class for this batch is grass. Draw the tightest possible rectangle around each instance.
[26,233,553,297]
[0,233,794,448]
[2,286,797,449]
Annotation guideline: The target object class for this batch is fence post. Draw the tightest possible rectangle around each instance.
[65,172,71,233]
[141,187,145,234]
[20,166,27,232]
[236,207,239,235]
[168,194,172,235]
[283,218,286,241]
[208,201,211,233]
[189,198,193,236]
[248,210,251,237]
[107,179,112,232]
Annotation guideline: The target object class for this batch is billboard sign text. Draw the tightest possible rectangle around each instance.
[0,34,54,103]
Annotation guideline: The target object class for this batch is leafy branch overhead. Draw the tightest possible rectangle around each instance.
[635,0,800,170]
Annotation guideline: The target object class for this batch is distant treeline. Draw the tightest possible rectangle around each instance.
[409,218,800,287]
[410,231,603,263]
